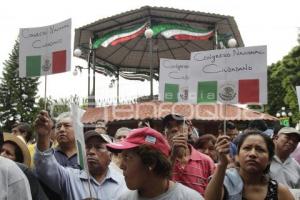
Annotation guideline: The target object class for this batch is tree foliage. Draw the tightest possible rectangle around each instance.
[0,41,40,131]
[267,45,300,125]
[37,95,86,119]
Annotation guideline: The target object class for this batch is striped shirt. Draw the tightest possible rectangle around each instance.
[172,145,215,196]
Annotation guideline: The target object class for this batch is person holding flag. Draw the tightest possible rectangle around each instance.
[34,110,127,200]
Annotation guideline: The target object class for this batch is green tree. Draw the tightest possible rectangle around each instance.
[267,45,300,125]
[0,41,40,131]
[37,95,85,119]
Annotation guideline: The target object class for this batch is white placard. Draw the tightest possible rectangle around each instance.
[159,58,190,102]
[19,19,71,77]
[189,46,267,104]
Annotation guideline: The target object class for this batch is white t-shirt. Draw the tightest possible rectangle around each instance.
[118,182,203,200]
[0,156,32,200]
[270,155,300,188]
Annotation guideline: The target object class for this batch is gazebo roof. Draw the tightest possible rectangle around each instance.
[81,101,278,123]
[74,6,244,78]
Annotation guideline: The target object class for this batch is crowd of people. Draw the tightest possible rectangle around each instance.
[0,111,300,199]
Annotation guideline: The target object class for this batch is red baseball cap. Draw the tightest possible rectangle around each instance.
[106,127,170,157]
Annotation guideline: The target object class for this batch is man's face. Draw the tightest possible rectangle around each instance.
[85,136,111,173]
[1,142,17,161]
[164,120,188,145]
[274,133,299,157]
[120,149,149,190]
[115,133,127,142]
[227,128,238,141]
[55,117,75,146]
[12,127,26,141]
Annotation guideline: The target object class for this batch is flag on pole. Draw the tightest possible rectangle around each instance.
[19,19,71,77]
[71,104,88,171]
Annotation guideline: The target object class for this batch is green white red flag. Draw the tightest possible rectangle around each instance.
[92,22,214,48]
[19,19,71,77]
[151,23,214,41]
[93,23,147,48]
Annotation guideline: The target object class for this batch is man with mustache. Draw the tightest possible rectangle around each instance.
[54,112,80,169]
[38,112,79,200]
[270,127,300,189]
[34,111,127,200]
[163,114,215,196]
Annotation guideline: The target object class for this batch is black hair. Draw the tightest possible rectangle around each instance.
[272,124,285,138]
[12,122,32,143]
[134,145,172,179]
[162,114,184,129]
[0,131,3,149]
[248,120,268,132]
[5,141,24,163]
[193,134,217,149]
[237,130,274,174]
[218,121,236,131]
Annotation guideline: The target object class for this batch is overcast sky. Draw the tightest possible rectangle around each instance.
[1,0,299,103]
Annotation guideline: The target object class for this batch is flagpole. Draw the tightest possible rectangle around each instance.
[223,103,227,135]
[215,27,227,135]
[44,74,47,110]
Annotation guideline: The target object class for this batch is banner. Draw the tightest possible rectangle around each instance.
[159,59,190,102]
[19,19,71,77]
[71,104,87,171]
[189,46,267,104]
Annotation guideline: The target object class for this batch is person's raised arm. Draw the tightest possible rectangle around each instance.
[205,135,231,200]
[34,110,53,152]
[34,111,70,194]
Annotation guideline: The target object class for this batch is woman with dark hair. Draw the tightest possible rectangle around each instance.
[205,130,294,200]
[107,127,203,200]
[1,133,31,166]
[12,122,33,143]
[1,133,49,200]
[194,134,218,163]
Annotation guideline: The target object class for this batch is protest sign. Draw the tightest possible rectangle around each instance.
[19,19,71,77]
[190,46,267,104]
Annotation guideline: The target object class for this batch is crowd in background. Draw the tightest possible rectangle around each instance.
[1,111,300,200]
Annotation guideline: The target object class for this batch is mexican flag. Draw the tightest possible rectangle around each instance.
[25,50,67,77]
[93,23,147,48]
[92,22,214,49]
[151,23,214,40]
[197,79,260,104]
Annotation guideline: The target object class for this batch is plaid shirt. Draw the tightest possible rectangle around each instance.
[172,145,215,196]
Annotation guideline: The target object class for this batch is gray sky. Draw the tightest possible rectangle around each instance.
[1,0,299,103]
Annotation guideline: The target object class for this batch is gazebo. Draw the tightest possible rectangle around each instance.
[74,6,244,101]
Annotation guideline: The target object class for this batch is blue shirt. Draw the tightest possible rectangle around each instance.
[229,142,237,157]
[35,147,128,200]
[54,148,80,169]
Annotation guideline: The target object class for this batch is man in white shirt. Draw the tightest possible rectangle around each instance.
[270,127,300,188]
